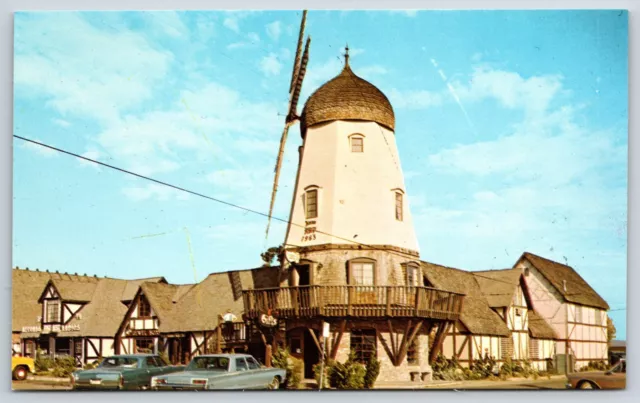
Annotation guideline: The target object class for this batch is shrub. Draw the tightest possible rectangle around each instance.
[51,356,77,378]
[363,358,381,389]
[579,360,609,372]
[470,354,496,379]
[316,351,366,389]
[272,348,303,389]
[35,349,54,373]
[313,360,332,389]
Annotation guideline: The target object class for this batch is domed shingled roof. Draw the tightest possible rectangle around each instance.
[300,61,395,136]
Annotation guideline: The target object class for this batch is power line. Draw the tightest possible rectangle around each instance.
[14,134,617,302]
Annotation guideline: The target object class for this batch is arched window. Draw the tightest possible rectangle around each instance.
[395,191,404,221]
[351,135,364,153]
[348,258,376,286]
[406,263,421,286]
[304,187,318,219]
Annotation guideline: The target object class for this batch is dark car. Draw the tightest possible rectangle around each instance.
[71,354,184,390]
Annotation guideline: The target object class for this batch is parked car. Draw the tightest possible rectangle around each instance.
[566,359,626,389]
[12,356,35,381]
[71,354,184,390]
[151,354,286,390]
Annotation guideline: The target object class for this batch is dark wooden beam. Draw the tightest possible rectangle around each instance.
[387,320,397,358]
[456,334,469,359]
[395,320,412,366]
[397,321,423,365]
[377,332,397,366]
[329,320,346,360]
[428,322,451,364]
[307,328,322,352]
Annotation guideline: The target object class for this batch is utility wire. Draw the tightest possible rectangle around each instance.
[14,134,618,300]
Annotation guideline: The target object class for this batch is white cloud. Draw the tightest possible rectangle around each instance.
[145,11,189,38]
[78,149,104,170]
[266,21,282,41]
[21,138,57,157]
[388,88,443,109]
[247,32,260,43]
[389,10,419,17]
[259,53,283,76]
[122,184,190,202]
[14,13,173,124]
[223,17,240,33]
[52,118,71,128]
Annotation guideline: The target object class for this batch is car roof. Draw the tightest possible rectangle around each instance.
[108,354,157,359]
[193,354,252,358]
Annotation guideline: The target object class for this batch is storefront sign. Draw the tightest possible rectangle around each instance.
[126,329,159,337]
[259,314,278,328]
[21,324,80,333]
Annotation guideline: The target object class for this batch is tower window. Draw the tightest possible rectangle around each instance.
[351,136,364,152]
[305,189,318,219]
[395,192,403,221]
[406,264,420,286]
[351,261,375,286]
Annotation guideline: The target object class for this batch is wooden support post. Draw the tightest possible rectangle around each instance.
[330,320,346,360]
[387,320,397,358]
[395,320,412,366]
[216,315,223,353]
[428,322,451,365]
[308,328,322,352]
[397,321,423,365]
[415,288,422,316]
[292,288,300,317]
[347,287,354,316]
[265,344,273,368]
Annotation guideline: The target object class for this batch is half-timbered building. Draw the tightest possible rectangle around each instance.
[515,252,610,372]
[13,267,166,365]
[422,262,510,367]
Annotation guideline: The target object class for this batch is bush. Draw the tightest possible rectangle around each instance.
[52,356,77,378]
[35,349,54,373]
[313,360,332,389]
[272,348,303,389]
[83,357,104,370]
[315,351,366,389]
[579,360,609,372]
[363,358,381,389]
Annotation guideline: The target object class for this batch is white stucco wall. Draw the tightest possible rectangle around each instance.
[285,120,419,253]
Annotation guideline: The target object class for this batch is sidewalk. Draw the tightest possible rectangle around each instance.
[27,374,71,384]
[375,374,567,390]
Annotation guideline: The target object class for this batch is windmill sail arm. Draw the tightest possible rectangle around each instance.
[289,10,307,94]
[288,36,311,122]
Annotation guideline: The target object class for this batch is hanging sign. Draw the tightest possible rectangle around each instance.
[259,313,278,328]
[322,322,330,338]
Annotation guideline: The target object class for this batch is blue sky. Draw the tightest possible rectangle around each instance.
[13,10,627,338]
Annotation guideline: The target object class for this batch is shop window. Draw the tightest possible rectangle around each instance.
[135,338,154,354]
[350,329,377,364]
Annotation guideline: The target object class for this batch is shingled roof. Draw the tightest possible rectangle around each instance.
[12,268,166,337]
[421,262,510,337]
[518,252,609,310]
[472,268,522,308]
[527,310,558,339]
[160,266,280,333]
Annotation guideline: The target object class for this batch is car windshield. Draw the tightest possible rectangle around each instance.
[187,357,230,371]
[99,357,139,368]
[612,361,626,374]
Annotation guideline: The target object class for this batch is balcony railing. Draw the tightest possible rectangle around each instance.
[242,285,464,321]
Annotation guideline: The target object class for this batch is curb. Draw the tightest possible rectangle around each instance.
[27,376,70,384]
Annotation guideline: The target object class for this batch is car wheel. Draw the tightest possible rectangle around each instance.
[268,377,280,390]
[12,366,28,381]
[579,381,596,389]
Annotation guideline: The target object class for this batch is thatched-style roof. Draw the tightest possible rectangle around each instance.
[518,252,609,310]
[527,310,558,340]
[140,282,196,319]
[160,266,280,333]
[12,268,166,337]
[301,63,395,136]
[421,262,510,337]
[472,268,522,308]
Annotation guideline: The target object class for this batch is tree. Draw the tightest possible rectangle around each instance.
[607,315,617,341]
[260,245,282,267]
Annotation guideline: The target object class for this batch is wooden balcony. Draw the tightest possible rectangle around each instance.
[242,285,464,321]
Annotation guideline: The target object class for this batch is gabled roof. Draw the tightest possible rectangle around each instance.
[12,268,166,337]
[517,252,609,310]
[160,266,280,333]
[38,279,98,303]
[121,277,167,302]
[421,262,510,337]
[472,268,522,308]
[12,268,100,332]
[139,282,196,319]
[527,310,558,340]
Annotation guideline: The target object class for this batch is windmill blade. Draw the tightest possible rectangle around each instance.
[288,36,311,121]
[265,11,310,240]
[289,10,307,94]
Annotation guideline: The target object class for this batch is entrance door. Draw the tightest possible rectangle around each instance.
[303,329,320,379]
[297,265,310,286]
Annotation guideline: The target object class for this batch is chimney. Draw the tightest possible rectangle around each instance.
[563,280,567,292]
